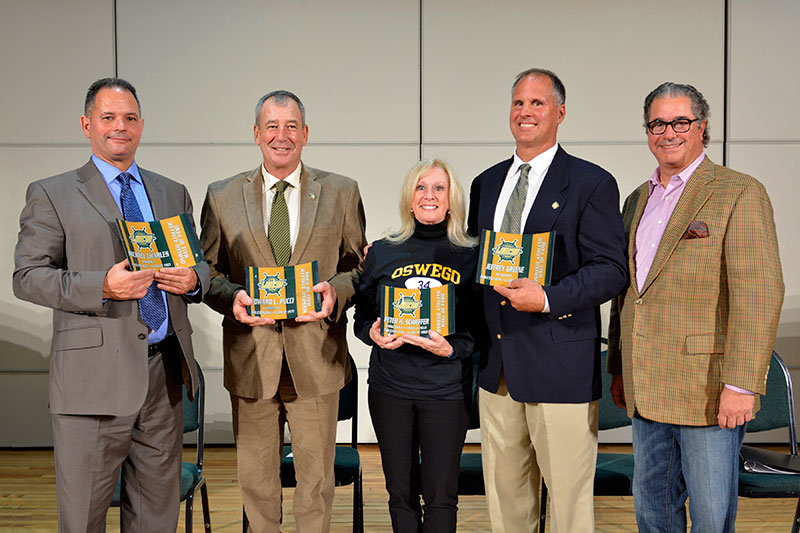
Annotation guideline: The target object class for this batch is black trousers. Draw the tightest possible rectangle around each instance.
[368,388,470,533]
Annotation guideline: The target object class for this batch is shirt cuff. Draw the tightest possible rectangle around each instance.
[541,291,550,314]
[724,383,754,395]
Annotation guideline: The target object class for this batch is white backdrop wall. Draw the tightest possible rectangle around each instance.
[1,0,798,446]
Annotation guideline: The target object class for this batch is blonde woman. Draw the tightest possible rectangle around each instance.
[354,159,478,532]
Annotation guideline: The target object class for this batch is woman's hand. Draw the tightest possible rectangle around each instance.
[369,318,405,350]
[400,330,453,358]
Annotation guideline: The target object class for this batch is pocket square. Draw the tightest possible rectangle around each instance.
[682,220,709,240]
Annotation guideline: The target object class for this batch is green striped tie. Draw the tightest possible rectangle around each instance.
[269,180,292,266]
[500,163,531,233]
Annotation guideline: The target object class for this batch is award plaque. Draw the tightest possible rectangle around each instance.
[380,284,454,337]
[476,229,554,286]
[117,213,203,270]
[246,261,321,320]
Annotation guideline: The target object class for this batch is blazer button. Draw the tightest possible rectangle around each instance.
[496,333,502,340]
[138,333,146,340]
[635,299,643,305]
[500,300,507,306]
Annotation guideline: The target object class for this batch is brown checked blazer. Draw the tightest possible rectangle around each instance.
[200,164,366,399]
[13,159,210,416]
[607,157,784,426]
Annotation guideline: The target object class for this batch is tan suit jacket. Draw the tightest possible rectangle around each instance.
[608,157,784,426]
[200,164,366,399]
[13,159,210,416]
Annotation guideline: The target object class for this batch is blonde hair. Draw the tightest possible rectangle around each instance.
[385,159,476,248]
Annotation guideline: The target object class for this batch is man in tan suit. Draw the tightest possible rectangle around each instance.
[13,78,209,532]
[608,82,784,531]
[200,90,366,532]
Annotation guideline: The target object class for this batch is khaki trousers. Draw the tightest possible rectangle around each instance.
[479,374,598,533]
[233,359,339,533]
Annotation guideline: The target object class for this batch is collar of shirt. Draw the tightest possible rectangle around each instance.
[648,152,706,196]
[92,154,141,186]
[262,162,302,193]
[513,142,559,179]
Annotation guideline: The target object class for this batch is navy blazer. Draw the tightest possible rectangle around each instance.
[467,146,627,403]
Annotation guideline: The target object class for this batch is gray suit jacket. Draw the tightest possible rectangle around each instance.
[200,164,366,399]
[13,159,210,416]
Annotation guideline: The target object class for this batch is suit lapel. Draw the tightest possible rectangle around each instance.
[76,160,122,221]
[480,158,512,231]
[140,168,167,219]
[242,167,276,266]
[523,146,567,233]
[625,183,650,295]
[75,160,126,251]
[639,157,715,294]
[291,164,321,263]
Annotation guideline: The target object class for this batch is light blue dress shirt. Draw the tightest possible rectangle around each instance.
[92,155,170,344]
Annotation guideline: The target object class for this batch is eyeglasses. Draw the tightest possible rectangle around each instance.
[646,118,700,135]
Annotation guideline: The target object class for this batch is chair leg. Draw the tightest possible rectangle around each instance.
[201,483,211,532]
[539,480,548,532]
[185,491,194,533]
[792,497,800,533]
[353,469,364,533]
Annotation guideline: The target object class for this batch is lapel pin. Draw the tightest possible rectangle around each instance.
[551,201,560,210]
[309,193,317,200]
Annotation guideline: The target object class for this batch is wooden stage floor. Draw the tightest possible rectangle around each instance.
[1,444,797,532]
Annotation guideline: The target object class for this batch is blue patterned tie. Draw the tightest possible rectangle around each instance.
[118,172,167,332]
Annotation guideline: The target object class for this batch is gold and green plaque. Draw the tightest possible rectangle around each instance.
[246,261,321,320]
[476,229,554,286]
[380,284,454,337]
[117,213,203,271]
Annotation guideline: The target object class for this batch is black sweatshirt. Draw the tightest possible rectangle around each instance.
[354,220,479,401]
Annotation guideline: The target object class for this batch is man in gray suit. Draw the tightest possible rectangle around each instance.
[200,90,366,532]
[13,78,209,532]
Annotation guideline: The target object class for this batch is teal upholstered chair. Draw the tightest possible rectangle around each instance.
[243,354,363,532]
[111,361,210,532]
[738,351,800,533]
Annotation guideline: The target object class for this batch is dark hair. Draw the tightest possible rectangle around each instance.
[512,68,566,106]
[84,78,141,115]
[255,90,306,126]
[643,82,710,147]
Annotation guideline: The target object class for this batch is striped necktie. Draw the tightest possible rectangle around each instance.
[269,180,292,266]
[118,172,167,332]
[500,163,531,234]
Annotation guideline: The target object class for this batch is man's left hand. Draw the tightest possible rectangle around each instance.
[296,281,337,322]
[493,278,546,312]
[155,267,198,295]
[717,387,755,429]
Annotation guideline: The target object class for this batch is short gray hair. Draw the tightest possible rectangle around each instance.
[643,82,710,147]
[254,90,306,126]
[512,68,566,106]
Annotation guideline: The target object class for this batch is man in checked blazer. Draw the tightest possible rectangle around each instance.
[467,68,628,533]
[13,78,209,532]
[200,90,366,532]
[607,82,784,531]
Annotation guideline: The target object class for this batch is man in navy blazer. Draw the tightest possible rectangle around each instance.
[467,68,627,532]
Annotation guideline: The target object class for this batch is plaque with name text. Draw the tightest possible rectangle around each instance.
[117,213,203,271]
[476,229,554,286]
[380,284,454,337]
[246,261,321,320]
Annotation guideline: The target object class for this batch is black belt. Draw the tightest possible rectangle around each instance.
[148,334,176,357]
